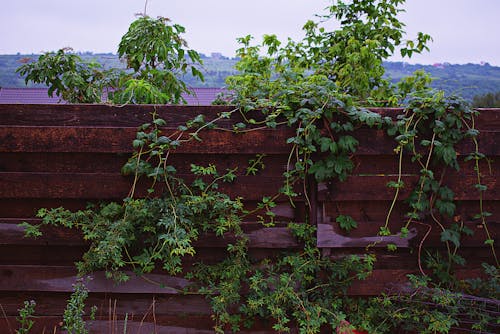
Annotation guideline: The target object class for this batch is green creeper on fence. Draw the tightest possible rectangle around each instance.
[17,15,204,104]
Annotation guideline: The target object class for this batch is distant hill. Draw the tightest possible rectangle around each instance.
[1,53,499,101]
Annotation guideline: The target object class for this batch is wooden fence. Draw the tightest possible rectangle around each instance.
[0,104,498,333]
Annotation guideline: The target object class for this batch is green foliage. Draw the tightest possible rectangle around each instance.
[364,270,500,333]
[336,215,358,233]
[0,55,494,101]
[16,15,203,104]
[16,300,36,334]
[193,223,375,333]
[62,279,96,334]
[28,113,244,281]
[113,15,203,104]
[300,0,430,100]
[16,48,110,103]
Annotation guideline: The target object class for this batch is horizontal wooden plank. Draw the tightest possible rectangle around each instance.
[0,292,212,316]
[0,245,295,267]
[1,126,498,156]
[364,108,500,131]
[0,152,129,173]
[0,221,300,249]
[355,128,500,156]
[317,220,499,248]
[2,170,495,203]
[0,104,238,127]
[325,248,496,270]
[0,198,301,219]
[347,268,486,296]
[0,127,296,154]
[0,316,277,334]
[1,104,498,130]
[0,245,86,265]
[0,173,298,200]
[322,200,500,223]
[318,223,417,248]
[351,155,498,175]
[0,265,485,298]
[0,199,92,217]
[0,266,190,294]
[318,173,498,201]
[0,316,222,334]
[0,152,290,175]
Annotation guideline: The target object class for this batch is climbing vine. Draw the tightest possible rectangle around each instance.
[18,0,498,333]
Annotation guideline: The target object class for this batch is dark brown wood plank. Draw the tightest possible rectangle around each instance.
[0,316,220,334]
[1,104,498,129]
[1,127,498,155]
[318,223,417,248]
[354,128,500,156]
[0,198,299,219]
[351,155,498,175]
[0,245,86,265]
[0,265,190,294]
[0,104,237,127]
[326,248,495,270]
[0,173,295,200]
[0,152,290,176]
[0,199,92,217]
[317,220,499,248]
[322,200,500,223]
[0,127,295,154]
[0,152,129,173]
[347,268,486,296]
[0,265,484,297]
[0,221,300,249]
[0,292,212,316]
[318,172,498,201]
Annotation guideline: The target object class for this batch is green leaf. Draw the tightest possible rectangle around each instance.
[153,118,167,126]
[379,226,391,236]
[474,184,488,192]
[387,243,397,252]
[336,215,357,233]
[132,139,145,148]
[441,229,460,248]
[435,199,455,217]
[18,222,42,238]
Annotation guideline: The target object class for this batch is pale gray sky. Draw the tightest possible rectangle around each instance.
[1,0,499,65]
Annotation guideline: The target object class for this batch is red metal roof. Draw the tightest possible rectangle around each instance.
[0,87,226,105]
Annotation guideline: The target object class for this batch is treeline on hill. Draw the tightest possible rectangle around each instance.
[0,53,499,102]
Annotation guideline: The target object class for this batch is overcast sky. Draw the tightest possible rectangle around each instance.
[1,0,499,65]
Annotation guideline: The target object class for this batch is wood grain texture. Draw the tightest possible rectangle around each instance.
[1,104,498,129]
[0,173,297,200]
[318,173,498,201]
[317,221,499,248]
[0,127,295,154]
[0,221,300,249]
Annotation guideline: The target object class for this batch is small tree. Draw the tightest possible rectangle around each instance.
[17,15,203,104]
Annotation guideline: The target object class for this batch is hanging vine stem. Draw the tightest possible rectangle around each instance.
[462,115,499,266]
[382,112,418,236]
[404,132,437,230]
[415,221,432,276]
